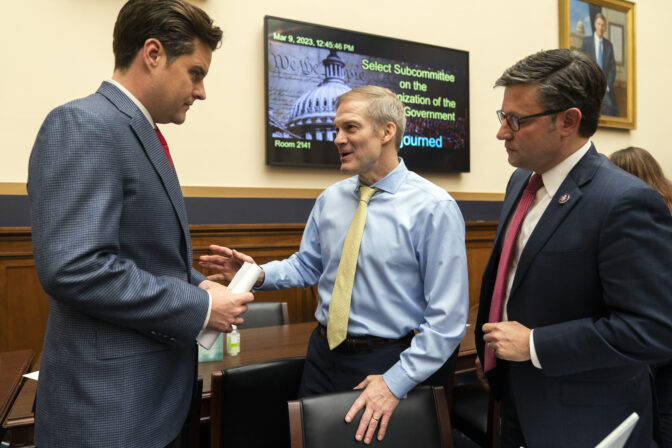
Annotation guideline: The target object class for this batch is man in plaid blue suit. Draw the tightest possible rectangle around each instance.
[27,1,252,446]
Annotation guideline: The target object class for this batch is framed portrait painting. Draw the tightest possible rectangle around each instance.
[559,0,636,129]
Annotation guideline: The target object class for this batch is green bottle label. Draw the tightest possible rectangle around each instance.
[227,331,240,355]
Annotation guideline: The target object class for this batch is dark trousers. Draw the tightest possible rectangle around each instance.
[655,362,672,448]
[500,363,528,448]
[298,325,455,398]
[165,351,200,448]
[298,326,413,397]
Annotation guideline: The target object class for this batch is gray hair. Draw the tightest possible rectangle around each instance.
[495,49,606,137]
[337,86,406,150]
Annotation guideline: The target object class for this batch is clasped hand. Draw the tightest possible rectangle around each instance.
[198,279,253,333]
[481,321,531,361]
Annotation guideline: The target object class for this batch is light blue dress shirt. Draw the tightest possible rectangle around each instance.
[259,159,469,397]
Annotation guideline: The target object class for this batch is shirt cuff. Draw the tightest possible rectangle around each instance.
[529,329,542,369]
[253,264,271,291]
[253,266,266,291]
[382,362,416,399]
[201,290,212,331]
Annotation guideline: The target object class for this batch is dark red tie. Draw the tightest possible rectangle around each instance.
[484,173,543,372]
[155,128,174,171]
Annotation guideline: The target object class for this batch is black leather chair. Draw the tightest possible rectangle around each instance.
[423,345,460,410]
[288,385,453,448]
[239,301,289,329]
[210,357,305,448]
[451,382,500,448]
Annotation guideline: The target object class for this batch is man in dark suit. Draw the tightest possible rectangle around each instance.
[476,49,672,447]
[582,13,619,116]
[27,1,253,447]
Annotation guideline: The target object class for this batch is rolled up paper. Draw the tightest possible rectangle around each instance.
[197,262,262,349]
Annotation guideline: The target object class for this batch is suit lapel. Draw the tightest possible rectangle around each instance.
[492,172,529,255]
[130,117,190,236]
[509,147,602,297]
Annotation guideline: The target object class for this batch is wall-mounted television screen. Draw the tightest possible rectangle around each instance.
[264,16,470,172]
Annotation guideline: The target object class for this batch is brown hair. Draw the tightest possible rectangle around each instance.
[113,0,223,71]
[495,49,605,138]
[609,147,672,212]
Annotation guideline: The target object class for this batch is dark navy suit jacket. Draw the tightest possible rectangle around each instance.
[476,146,672,447]
[28,82,210,447]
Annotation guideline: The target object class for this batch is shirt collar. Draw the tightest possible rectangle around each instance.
[594,33,603,44]
[536,140,592,199]
[106,79,155,128]
[359,158,408,195]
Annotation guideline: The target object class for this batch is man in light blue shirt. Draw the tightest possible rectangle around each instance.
[200,85,468,444]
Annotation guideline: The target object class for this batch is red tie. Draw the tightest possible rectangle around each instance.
[484,173,543,373]
[155,128,174,171]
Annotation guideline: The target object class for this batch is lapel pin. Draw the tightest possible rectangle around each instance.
[558,193,570,204]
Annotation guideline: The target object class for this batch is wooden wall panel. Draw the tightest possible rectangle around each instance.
[5,263,49,353]
[464,223,497,316]
[0,229,50,356]
[0,222,496,354]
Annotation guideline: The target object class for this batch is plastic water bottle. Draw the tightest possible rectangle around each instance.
[226,325,240,356]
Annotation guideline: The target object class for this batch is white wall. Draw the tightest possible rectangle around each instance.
[1,0,668,194]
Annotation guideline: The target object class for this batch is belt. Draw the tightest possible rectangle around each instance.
[317,324,414,353]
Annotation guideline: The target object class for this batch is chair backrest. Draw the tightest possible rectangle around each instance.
[451,382,500,448]
[288,385,452,448]
[210,357,305,448]
[422,344,460,410]
[239,301,289,329]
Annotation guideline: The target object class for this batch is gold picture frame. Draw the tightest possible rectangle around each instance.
[559,0,636,129]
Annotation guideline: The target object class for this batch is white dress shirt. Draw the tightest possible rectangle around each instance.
[593,33,603,60]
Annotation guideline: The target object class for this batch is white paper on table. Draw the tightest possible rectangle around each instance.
[197,262,262,349]
[23,370,39,381]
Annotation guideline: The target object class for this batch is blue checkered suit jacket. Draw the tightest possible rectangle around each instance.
[28,81,210,447]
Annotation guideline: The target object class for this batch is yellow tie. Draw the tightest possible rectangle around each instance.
[327,186,378,349]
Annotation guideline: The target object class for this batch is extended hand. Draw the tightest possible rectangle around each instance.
[345,375,400,444]
[482,321,531,361]
[198,245,258,283]
[200,280,254,332]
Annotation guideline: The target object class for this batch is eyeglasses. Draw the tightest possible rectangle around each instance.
[496,109,565,132]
